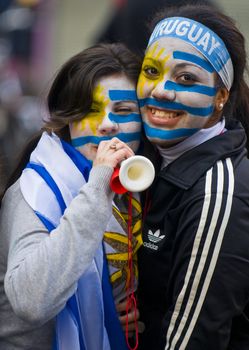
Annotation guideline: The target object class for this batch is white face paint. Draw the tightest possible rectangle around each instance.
[137,37,219,147]
[69,73,141,161]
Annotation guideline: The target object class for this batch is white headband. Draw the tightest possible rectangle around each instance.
[147,17,234,90]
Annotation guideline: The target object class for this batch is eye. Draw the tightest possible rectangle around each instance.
[143,65,160,79]
[177,73,197,84]
[118,107,131,113]
[114,102,138,114]
[115,106,133,115]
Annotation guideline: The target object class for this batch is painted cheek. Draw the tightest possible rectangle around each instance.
[71,113,105,138]
[137,74,157,99]
[178,90,213,107]
[137,64,171,100]
[89,84,110,132]
[119,121,141,134]
[87,112,106,135]
[70,119,87,139]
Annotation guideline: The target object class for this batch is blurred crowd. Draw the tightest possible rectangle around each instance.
[0,0,52,191]
[97,0,218,56]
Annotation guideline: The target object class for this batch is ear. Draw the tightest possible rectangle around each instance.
[204,87,229,128]
[214,87,229,113]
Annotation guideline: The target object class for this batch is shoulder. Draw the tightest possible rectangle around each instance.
[0,179,45,235]
[2,179,28,213]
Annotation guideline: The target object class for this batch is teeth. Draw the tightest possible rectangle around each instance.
[151,108,178,119]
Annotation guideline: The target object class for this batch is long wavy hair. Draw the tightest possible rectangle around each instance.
[0,43,142,202]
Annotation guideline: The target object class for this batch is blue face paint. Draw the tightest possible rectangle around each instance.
[71,131,141,148]
[173,51,214,73]
[139,97,214,117]
[143,122,198,140]
[109,90,138,101]
[108,112,141,123]
[164,81,217,96]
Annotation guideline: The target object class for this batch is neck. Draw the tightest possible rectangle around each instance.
[157,118,226,169]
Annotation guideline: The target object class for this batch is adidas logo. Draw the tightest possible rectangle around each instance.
[143,241,158,250]
[143,229,165,251]
[147,229,165,243]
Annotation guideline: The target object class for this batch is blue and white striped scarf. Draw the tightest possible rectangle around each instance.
[20,132,129,350]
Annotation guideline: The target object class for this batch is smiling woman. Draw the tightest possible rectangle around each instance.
[137,4,249,350]
[137,32,229,147]
[0,43,143,350]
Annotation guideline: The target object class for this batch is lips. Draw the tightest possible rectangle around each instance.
[146,106,182,127]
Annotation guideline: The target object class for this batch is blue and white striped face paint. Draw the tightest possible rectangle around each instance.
[137,37,220,147]
[69,74,141,161]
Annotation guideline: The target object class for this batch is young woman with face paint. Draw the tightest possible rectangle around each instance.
[136,5,249,350]
[0,43,143,350]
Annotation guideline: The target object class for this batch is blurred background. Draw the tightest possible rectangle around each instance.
[0,0,248,191]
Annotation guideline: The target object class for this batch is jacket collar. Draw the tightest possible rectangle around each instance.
[158,119,247,190]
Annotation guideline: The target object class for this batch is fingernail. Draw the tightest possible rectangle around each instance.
[138,322,145,333]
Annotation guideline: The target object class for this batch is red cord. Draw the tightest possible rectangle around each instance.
[125,192,139,350]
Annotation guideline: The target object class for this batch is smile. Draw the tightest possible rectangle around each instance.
[146,106,182,127]
[151,108,181,119]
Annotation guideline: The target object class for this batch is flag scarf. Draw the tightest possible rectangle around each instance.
[19,132,142,350]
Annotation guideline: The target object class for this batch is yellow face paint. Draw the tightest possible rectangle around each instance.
[72,83,110,136]
[137,42,171,99]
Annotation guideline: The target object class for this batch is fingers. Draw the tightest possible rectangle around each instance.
[116,299,145,335]
[106,137,134,156]
[116,299,127,313]
[93,138,134,169]
[119,307,140,325]
[137,321,145,333]
[99,137,134,156]
[123,321,145,333]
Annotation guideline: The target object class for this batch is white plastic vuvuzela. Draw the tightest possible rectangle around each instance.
[110,155,155,194]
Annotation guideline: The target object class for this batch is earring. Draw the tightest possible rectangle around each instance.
[218,102,224,111]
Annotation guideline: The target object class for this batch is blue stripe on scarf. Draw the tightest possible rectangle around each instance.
[35,211,55,231]
[67,295,86,349]
[26,163,66,214]
[61,140,92,180]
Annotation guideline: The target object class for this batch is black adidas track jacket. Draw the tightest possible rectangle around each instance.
[138,119,249,350]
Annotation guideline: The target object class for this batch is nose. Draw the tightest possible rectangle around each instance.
[151,80,176,101]
[98,114,119,135]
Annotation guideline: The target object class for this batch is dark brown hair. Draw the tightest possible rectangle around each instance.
[149,5,249,150]
[0,43,142,200]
